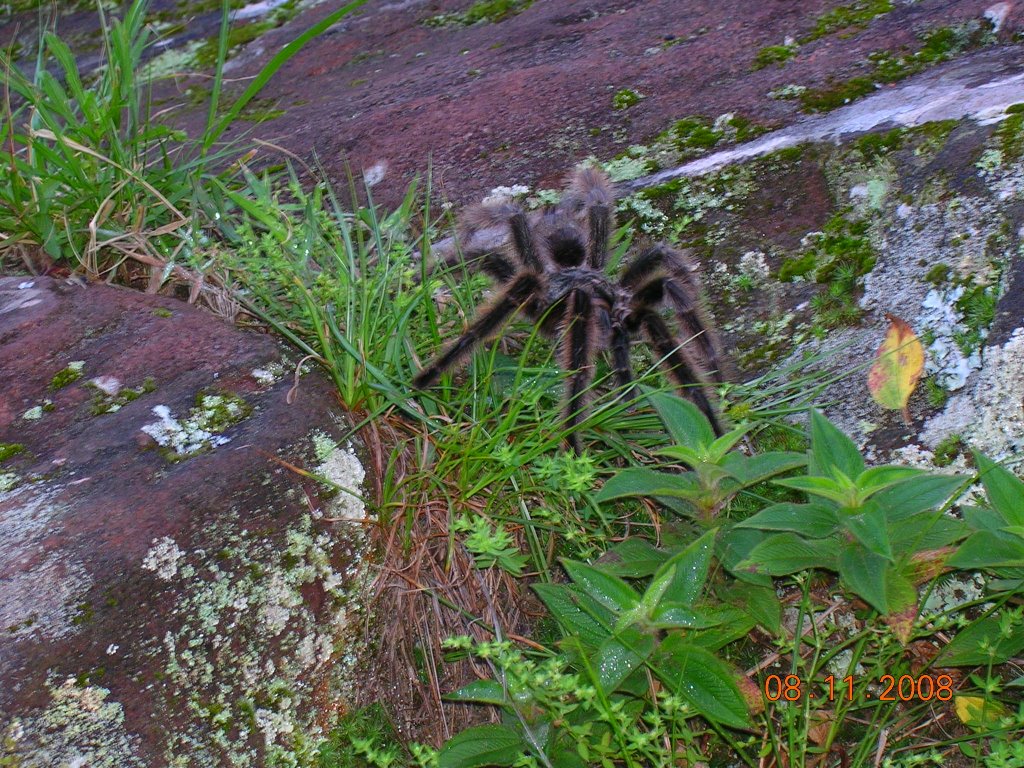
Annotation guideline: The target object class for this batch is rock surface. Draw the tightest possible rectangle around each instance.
[0,277,370,767]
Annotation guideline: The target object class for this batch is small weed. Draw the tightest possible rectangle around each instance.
[802,0,893,42]
[801,20,995,113]
[0,444,25,463]
[49,361,85,390]
[933,433,964,466]
[752,43,797,70]
[925,263,951,285]
[780,214,876,329]
[424,0,533,26]
[612,87,644,110]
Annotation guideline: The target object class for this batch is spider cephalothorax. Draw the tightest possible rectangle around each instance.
[414,167,726,452]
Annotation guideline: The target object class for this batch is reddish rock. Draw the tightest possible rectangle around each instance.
[0,277,369,766]
[202,0,1012,207]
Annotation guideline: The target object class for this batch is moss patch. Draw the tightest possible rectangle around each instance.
[50,361,85,390]
[424,0,533,26]
[0,443,25,463]
[802,0,893,42]
[801,20,996,113]
[612,88,644,110]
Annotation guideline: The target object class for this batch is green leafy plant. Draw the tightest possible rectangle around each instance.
[737,411,968,619]
[596,391,806,522]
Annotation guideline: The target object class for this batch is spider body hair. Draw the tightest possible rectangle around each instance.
[415,167,727,452]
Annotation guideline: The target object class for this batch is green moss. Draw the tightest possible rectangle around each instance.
[925,263,951,285]
[953,283,998,355]
[781,214,877,330]
[90,377,158,415]
[0,443,25,463]
[318,703,406,768]
[778,252,817,281]
[49,361,85,390]
[752,44,797,70]
[801,20,995,113]
[924,377,949,409]
[800,76,876,113]
[854,127,905,161]
[802,0,893,42]
[424,0,533,26]
[153,307,173,318]
[667,117,720,149]
[933,433,964,467]
[996,111,1024,162]
[612,88,644,110]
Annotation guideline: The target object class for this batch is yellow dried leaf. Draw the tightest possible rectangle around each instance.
[868,314,925,424]
[954,695,1007,729]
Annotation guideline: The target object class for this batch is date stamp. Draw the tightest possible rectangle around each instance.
[763,674,954,702]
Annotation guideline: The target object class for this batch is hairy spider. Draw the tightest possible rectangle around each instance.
[414,167,726,452]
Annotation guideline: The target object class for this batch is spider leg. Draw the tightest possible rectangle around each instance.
[633,309,724,436]
[623,245,725,382]
[559,289,596,453]
[560,167,614,270]
[414,273,542,388]
[597,305,636,400]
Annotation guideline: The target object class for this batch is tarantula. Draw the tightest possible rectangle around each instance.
[414,167,726,452]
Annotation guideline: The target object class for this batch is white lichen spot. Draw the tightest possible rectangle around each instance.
[0,472,18,492]
[141,404,231,457]
[142,537,185,581]
[738,250,770,280]
[106,644,119,655]
[251,362,285,387]
[311,435,367,521]
[90,376,122,396]
[22,405,43,420]
[922,327,1024,461]
[481,184,530,205]
[10,678,144,767]
[18,280,35,290]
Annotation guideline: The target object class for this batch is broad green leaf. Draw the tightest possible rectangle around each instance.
[653,636,752,729]
[595,467,701,503]
[532,584,611,648]
[688,609,758,652]
[445,680,508,705]
[648,391,716,450]
[885,570,918,615]
[774,475,850,505]
[948,531,1024,569]
[809,410,864,480]
[598,539,668,578]
[657,445,704,466]
[962,505,1006,532]
[855,465,925,497]
[438,724,527,768]
[874,474,965,521]
[738,533,835,575]
[736,502,839,538]
[722,451,807,486]
[838,545,890,613]
[651,529,716,607]
[707,424,754,460]
[975,452,1024,526]
[593,629,656,694]
[649,603,724,629]
[716,527,772,586]
[888,514,966,556]
[718,582,782,635]
[842,503,893,561]
[939,616,1024,666]
[1004,526,1024,538]
[561,560,640,614]
[867,314,925,422]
